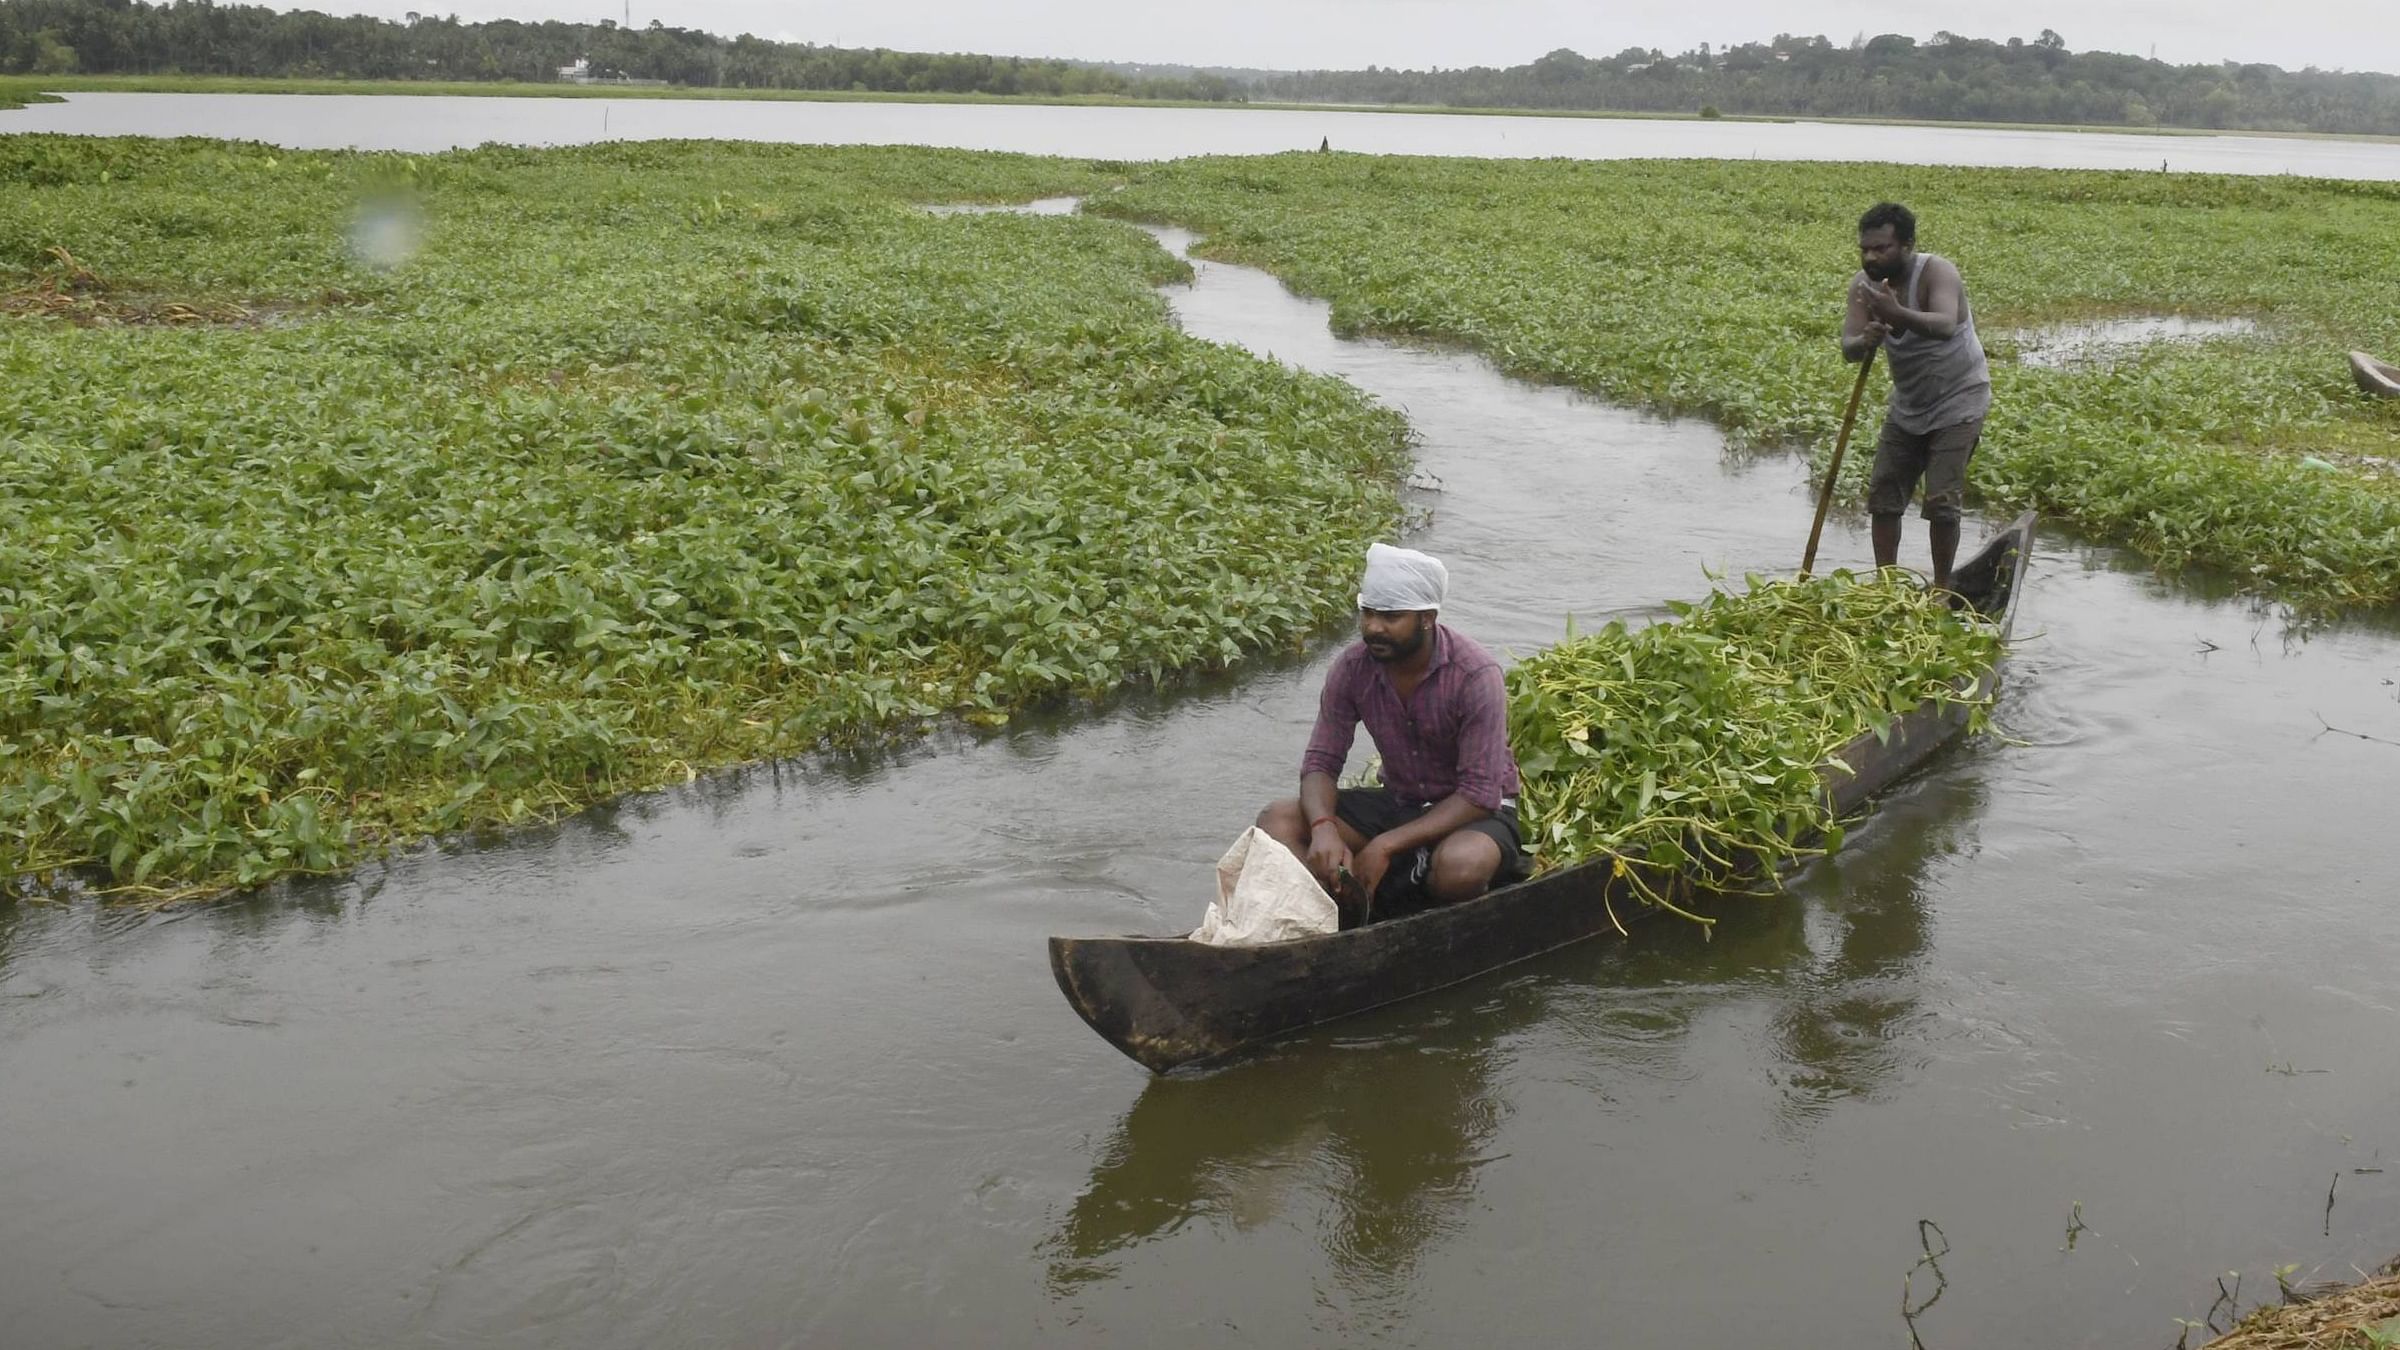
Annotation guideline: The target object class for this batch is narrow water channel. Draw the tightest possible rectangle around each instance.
[2,210,2397,1350]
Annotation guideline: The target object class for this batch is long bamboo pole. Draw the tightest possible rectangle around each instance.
[1800,350,1876,578]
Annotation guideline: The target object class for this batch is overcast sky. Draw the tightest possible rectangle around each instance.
[320,2,2400,79]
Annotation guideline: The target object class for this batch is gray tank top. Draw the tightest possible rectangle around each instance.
[1877,252,1991,434]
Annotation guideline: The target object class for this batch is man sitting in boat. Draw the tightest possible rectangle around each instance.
[1256,544,1529,923]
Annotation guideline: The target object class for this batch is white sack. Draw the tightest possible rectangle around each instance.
[1190,827,1340,946]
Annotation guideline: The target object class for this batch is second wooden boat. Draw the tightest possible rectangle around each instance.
[2351,350,2400,398]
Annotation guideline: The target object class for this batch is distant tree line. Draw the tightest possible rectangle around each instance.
[1252,31,2400,135]
[0,0,1243,101]
[5,3,2399,135]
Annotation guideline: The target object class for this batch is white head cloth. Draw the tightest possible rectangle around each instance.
[1357,543,1447,612]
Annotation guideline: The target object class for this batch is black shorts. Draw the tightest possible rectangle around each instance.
[1334,787,1531,915]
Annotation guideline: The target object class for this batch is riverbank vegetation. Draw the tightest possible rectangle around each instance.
[0,137,1407,899]
[2208,1259,2400,1347]
[0,73,1240,110]
[0,77,61,109]
[1251,34,2400,136]
[1091,156,2400,612]
[0,1,1242,102]
[1507,572,2000,927]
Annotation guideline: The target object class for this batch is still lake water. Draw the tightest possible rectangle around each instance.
[7,89,2400,177]
[2,104,2399,1348]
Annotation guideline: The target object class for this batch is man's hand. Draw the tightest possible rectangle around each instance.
[1304,822,1353,894]
[1351,838,1396,901]
[1855,277,1906,328]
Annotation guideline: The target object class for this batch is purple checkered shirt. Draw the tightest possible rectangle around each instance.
[1300,624,1521,811]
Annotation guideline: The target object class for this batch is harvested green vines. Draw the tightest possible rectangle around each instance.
[0,137,1407,899]
[1506,571,2003,928]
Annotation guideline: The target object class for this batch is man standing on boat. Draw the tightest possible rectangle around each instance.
[1841,201,1992,592]
[1256,544,1528,923]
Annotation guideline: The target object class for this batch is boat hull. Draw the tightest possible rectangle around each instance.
[2351,350,2400,398]
[1051,512,2037,1073]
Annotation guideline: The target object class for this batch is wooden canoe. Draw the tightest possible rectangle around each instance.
[1050,512,2038,1074]
[2351,350,2400,398]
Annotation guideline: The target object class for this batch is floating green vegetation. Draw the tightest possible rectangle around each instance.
[0,137,1409,899]
[1091,156,2400,611]
[1507,571,2002,927]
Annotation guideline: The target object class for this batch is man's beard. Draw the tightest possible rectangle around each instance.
[1365,625,1428,663]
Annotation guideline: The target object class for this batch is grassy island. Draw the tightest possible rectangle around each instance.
[0,137,1407,897]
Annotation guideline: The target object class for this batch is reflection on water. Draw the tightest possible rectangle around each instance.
[1763,770,1983,1134]
[1046,1030,1505,1305]
[1046,754,1990,1304]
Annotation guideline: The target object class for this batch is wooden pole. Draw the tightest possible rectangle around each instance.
[1800,350,1876,578]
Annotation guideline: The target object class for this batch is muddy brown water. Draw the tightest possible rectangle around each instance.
[4,213,2400,1350]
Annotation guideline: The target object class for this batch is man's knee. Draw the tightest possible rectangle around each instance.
[1257,798,1303,836]
[1428,830,1502,901]
[1865,455,1919,517]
